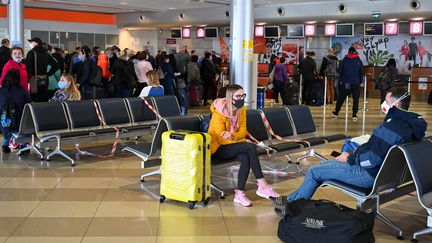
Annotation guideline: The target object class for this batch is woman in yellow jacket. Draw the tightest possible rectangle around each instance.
[208,84,280,207]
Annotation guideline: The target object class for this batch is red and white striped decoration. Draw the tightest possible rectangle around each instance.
[75,101,120,158]
[140,97,162,120]
[258,111,310,147]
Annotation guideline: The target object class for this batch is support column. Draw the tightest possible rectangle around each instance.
[8,0,25,47]
[230,0,255,108]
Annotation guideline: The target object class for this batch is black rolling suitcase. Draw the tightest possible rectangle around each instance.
[307,79,325,106]
[281,82,300,105]
[278,199,375,243]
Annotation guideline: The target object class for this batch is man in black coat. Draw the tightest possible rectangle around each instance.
[0,38,11,77]
[26,37,59,102]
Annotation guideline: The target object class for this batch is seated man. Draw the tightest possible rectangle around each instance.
[271,87,427,214]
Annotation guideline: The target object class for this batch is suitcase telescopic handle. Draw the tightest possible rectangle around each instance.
[170,133,186,140]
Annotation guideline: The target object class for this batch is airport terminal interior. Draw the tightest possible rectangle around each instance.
[0,0,432,242]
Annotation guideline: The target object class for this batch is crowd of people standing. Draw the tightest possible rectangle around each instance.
[0,37,227,152]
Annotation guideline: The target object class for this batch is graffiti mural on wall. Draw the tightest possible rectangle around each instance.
[215,37,303,65]
[332,34,432,74]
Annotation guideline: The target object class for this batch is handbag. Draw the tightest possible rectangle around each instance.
[278,199,375,243]
[157,68,166,79]
[29,51,48,94]
[268,66,275,83]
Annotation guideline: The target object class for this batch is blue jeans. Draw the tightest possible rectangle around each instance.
[1,128,12,146]
[287,160,375,202]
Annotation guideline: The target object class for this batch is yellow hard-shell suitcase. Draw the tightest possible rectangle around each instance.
[160,130,211,209]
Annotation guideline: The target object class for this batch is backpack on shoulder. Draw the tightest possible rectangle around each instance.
[278,199,375,243]
[87,62,103,86]
[375,67,391,91]
[1,92,17,128]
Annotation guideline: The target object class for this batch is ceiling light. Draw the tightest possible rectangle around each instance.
[326,20,337,23]
[411,17,423,21]
[119,1,127,5]
[306,21,316,24]
[387,18,398,21]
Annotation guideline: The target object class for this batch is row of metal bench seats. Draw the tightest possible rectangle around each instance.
[15,96,182,166]
[123,109,432,240]
[123,105,346,184]
[321,138,432,241]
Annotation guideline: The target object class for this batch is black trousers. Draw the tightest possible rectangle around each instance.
[302,79,314,104]
[334,83,361,117]
[212,142,264,190]
[273,80,284,103]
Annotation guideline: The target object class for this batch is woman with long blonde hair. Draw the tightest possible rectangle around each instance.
[208,84,280,207]
[50,73,81,102]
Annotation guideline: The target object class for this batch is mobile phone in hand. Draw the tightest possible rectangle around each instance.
[331,151,341,157]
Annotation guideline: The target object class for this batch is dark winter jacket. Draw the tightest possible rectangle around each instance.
[347,107,427,177]
[200,58,216,77]
[0,45,11,75]
[25,45,58,77]
[159,61,175,87]
[111,59,137,89]
[339,53,364,85]
[298,56,317,80]
[0,86,31,132]
[319,55,339,78]
[76,60,91,87]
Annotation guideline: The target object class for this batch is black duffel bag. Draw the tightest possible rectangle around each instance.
[277,199,375,243]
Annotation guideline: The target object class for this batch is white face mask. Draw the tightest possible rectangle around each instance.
[381,92,410,114]
[12,56,23,63]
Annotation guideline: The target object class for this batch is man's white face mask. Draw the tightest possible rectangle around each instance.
[380,92,410,114]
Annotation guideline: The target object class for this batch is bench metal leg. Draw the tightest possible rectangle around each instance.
[18,144,43,159]
[375,196,404,239]
[412,214,432,242]
[211,183,225,199]
[46,149,75,166]
[17,135,44,160]
[412,227,432,242]
[280,155,302,173]
[45,136,75,166]
[296,149,328,162]
[140,168,160,182]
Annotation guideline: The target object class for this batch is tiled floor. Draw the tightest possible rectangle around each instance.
[0,98,431,243]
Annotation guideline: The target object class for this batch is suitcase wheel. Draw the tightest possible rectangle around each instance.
[188,201,196,209]
[159,195,166,203]
[203,197,210,206]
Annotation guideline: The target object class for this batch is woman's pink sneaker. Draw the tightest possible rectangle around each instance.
[256,185,280,199]
[233,190,253,207]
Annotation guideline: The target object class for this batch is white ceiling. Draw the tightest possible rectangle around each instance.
[23,0,347,14]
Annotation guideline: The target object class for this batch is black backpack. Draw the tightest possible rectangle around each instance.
[375,67,391,90]
[87,61,103,86]
[278,199,375,243]
[1,91,17,128]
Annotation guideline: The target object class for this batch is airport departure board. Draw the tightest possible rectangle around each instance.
[364,23,384,36]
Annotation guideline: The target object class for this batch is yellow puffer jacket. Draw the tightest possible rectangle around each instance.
[208,99,247,154]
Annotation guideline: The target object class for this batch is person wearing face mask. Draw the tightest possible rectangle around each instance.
[270,87,427,216]
[208,84,280,207]
[26,37,59,102]
[75,47,93,99]
[50,73,81,102]
[97,48,112,91]
[200,52,217,105]
[0,46,29,93]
